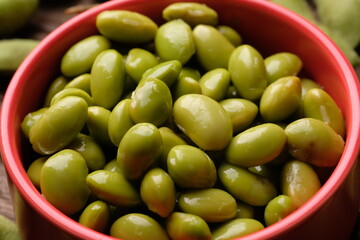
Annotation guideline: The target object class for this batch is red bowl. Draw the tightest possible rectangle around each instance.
[1,0,360,239]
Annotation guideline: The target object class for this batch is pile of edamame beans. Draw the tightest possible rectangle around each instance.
[21,2,346,240]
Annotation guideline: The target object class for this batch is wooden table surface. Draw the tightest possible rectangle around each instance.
[0,0,360,239]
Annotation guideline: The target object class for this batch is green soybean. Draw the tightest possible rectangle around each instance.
[171,76,202,100]
[141,60,182,87]
[87,106,112,146]
[264,195,296,226]
[50,88,93,106]
[212,218,264,240]
[198,68,230,101]
[159,127,187,168]
[79,200,110,233]
[217,25,242,47]
[43,76,68,107]
[125,48,159,83]
[64,73,91,94]
[27,156,47,189]
[21,107,48,139]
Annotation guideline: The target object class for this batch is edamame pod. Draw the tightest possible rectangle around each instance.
[178,188,237,223]
[166,212,211,240]
[117,123,162,180]
[140,168,176,217]
[229,44,267,101]
[285,118,345,167]
[162,2,218,27]
[61,35,111,77]
[167,145,217,189]
[90,49,126,109]
[281,160,321,208]
[86,170,140,207]
[218,163,278,206]
[226,123,286,167]
[173,94,233,151]
[96,10,158,44]
[155,19,195,64]
[40,149,90,215]
[29,96,88,155]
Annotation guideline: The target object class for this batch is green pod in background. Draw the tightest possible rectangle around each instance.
[50,88,93,107]
[178,188,238,223]
[218,163,278,206]
[217,25,242,47]
[87,106,112,146]
[236,201,254,219]
[90,49,126,109]
[86,170,140,207]
[21,107,48,139]
[220,98,258,134]
[141,60,182,87]
[228,44,267,101]
[29,97,88,155]
[285,118,345,167]
[27,156,47,190]
[198,68,230,101]
[67,133,106,171]
[129,78,173,126]
[166,212,211,240]
[155,19,195,64]
[173,94,233,151]
[43,76,68,107]
[140,168,176,218]
[260,76,302,122]
[212,218,264,240]
[61,35,111,77]
[96,10,158,44]
[264,195,296,226]
[117,123,162,180]
[162,2,218,27]
[303,88,345,138]
[40,149,90,215]
[264,52,303,84]
[171,76,202,100]
[125,48,159,83]
[193,24,235,71]
[78,200,110,233]
[281,160,321,208]
[108,99,135,147]
[110,213,169,240]
[226,123,286,167]
[167,145,217,189]
[159,127,187,168]
[64,73,91,94]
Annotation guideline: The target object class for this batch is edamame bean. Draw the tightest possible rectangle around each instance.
[86,170,140,207]
[141,60,182,87]
[43,76,68,107]
[166,212,211,240]
[193,24,235,71]
[155,19,195,64]
[285,118,345,167]
[26,156,47,189]
[167,145,217,189]
[162,2,218,27]
[212,218,264,240]
[140,168,176,217]
[79,200,110,233]
[218,163,278,206]
[217,25,242,47]
[198,68,230,101]
[21,107,48,138]
[173,94,233,151]
[281,160,321,208]
[228,44,267,101]
[236,201,255,219]
[125,48,159,83]
[40,149,90,215]
[178,188,238,223]
[50,88,93,106]
[116,123,162,180]
[96,10,158,44]
[29,96,88,155]
[171,76,202,100]
[226,123,286,167]
[87,106,112,146]
[110,213,169,240]
[90,49,126,109]
[61,35,111,77]
[264,195,296,226]
[64,73,91,94]
[159,127,187,168]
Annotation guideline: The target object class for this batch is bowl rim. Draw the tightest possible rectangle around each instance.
[1,0,360,239]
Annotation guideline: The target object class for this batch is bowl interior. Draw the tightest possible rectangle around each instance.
[1,0,359,239]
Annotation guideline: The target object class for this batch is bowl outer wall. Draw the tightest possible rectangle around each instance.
[0,0,360,239]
